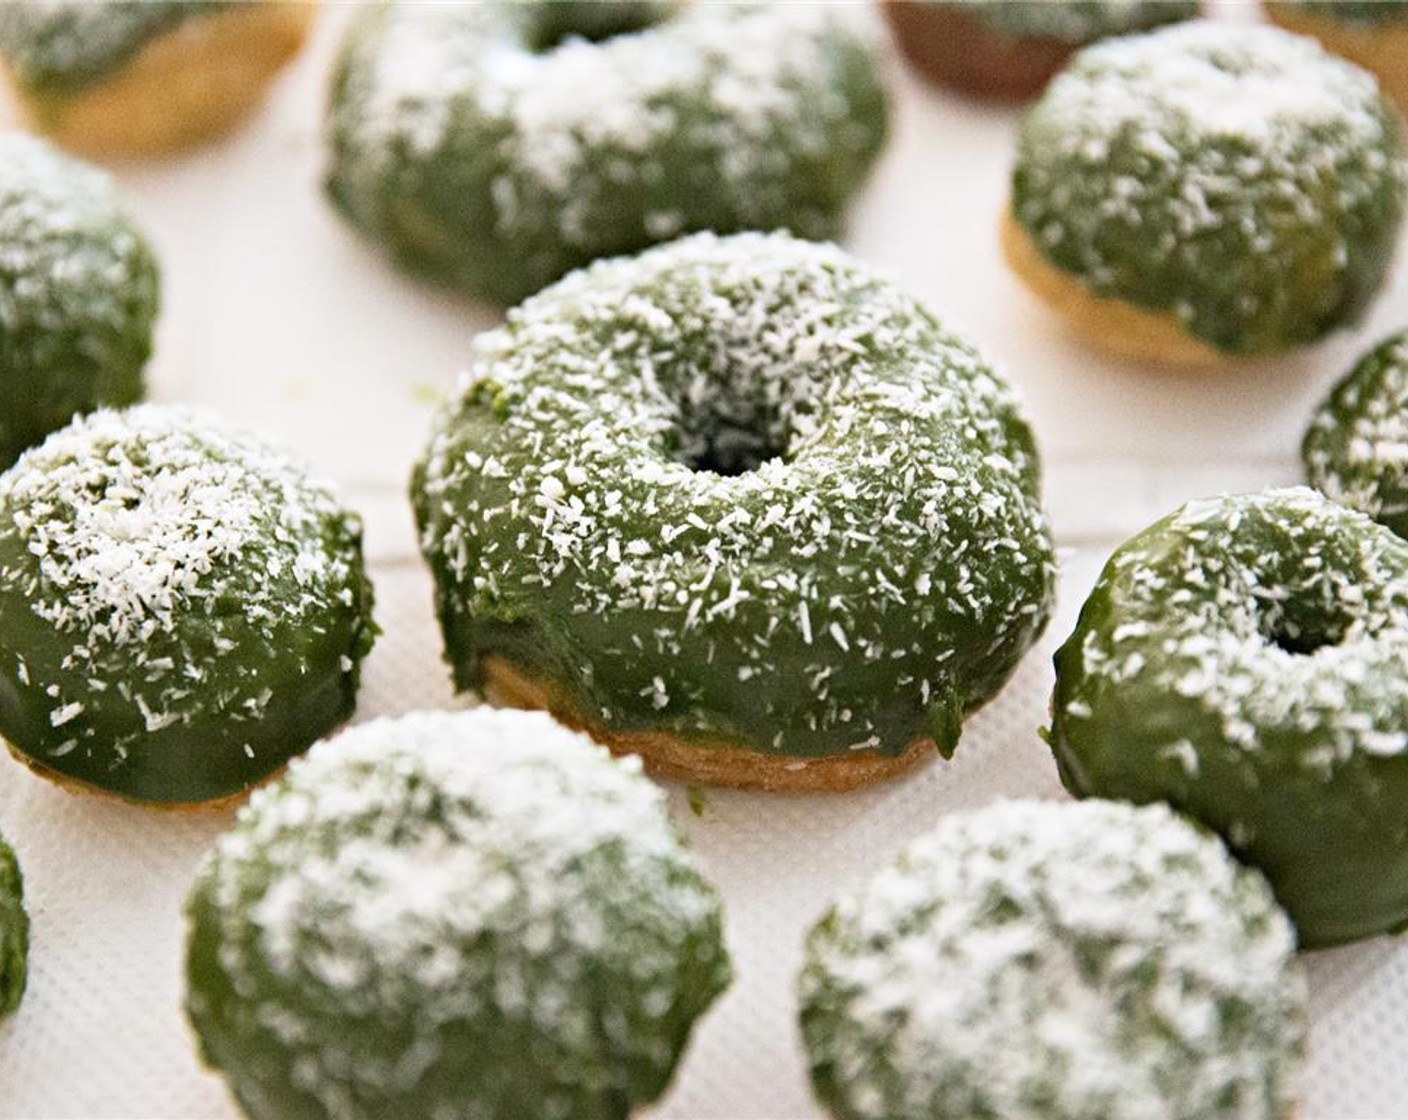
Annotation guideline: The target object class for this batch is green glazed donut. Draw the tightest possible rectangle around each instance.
[1009,21,1407,362]
[325,1,888,305]
[0,132,156,467]
[799,799,1306,1120]
[0,405,376,806]
[799,800,1300,1120]
[1304,329,1408,539]
[1051,487,1408,947]
[0,2,314,157]
[412,232,1056,792]
[0,2,231,95]
[0,828,26,1019]
[186,708,731,1120]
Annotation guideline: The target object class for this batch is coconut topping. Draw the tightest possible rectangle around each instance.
[332,1,880,246]
[0,405,363,743]
[800,798,1305,1120]
[415,231,1055,753]
[188,709,727,1118]
[1060,488,1408,771]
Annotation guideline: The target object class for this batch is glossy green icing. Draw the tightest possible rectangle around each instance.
[186,710,730,1120]
[325,0,888,305]
[413,232,1055,766]
[1280,1,1408,26]
[947,0,1197,43]
[1051,488,1408,948]
[0,406,376,805]
[0,829,26,1019]
[1013,21,1406,355]
[0,133,156,468]
[0,1,233,96]
[1304,329,1408,539]
[799,800,1305,1120]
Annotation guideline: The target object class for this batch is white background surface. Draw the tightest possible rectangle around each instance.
[2,3,1408,1118]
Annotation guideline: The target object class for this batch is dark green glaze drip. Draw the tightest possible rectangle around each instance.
[1013,22,1406,355]
[1051,488,1408,948]
[0,830,26,1019]
[0,133,156,468]
[413,233,1055,767]
[0,1,234,97]
[325,1,888,305]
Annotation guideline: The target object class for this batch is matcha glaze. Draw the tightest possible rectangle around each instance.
[414,232,1055,767]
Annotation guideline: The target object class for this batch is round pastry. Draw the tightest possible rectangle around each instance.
[798,798,1306,1120]
[0,132,157,468]
[0,828,26,1019]
[0,1,315,156]
[325,1,888,305]
[882,0,1197,102]
[1265,2,1408,115]
[1051,487,1408,948]
[1304,328,1408,538]
[1006,21,1407,366]
[412,231,1056,793]
[0,405,376,807]
[185,708,731,1120]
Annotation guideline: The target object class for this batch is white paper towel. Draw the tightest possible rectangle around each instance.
[2,4,1408,1118]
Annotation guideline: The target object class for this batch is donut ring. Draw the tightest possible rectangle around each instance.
[0,2,315,157]
[325,1,888,305]
[413,232,1056,792]
[1007,21,1406,365]
[1051,487,1408,947]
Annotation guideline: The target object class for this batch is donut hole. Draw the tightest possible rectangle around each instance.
[675,422,785,477]
[524,1,670,52]
[667,386,791,477]
[1259,603,1351,657]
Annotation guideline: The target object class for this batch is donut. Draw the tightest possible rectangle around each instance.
[0,405,376,807]
[1005,21,1407,366]
[1304,328,1408,538]
[0,132,156,468]
[0,828,25,1019]
[1050,487,1408,948]
[1265,2,1408,115]
[325,1,888,305]
[798,798,1306,1120]
[185,709,731,1120]
[882,0,1197,102]
[412,232,1056,793]
[0,1,315,156]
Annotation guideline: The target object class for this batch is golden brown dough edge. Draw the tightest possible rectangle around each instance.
[1266,6,1408,117]
[1001,207,1239,369]
[480,655,936,794]
[2,2,317,157]
[1,737,266,813]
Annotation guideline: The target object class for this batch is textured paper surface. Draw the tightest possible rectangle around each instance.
[3,4,1408,1117]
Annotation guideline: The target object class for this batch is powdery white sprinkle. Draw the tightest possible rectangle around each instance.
[1016,21,1406,315]
[332,2,880,243]
[1305,331,1408,531]
[1062,487,1408,770]
[800,798,1306,1120]
[0,404,362,741]
[414,231,1056,752]
[189,709,726,1119]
